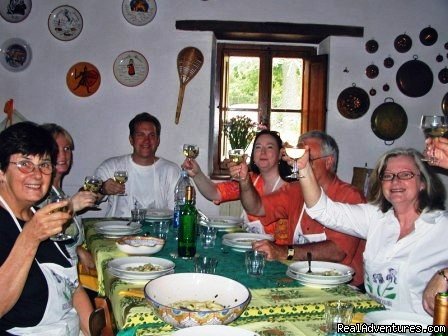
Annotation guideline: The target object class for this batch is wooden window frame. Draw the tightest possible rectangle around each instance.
[210,43,327,179]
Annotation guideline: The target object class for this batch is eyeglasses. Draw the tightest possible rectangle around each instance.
[379,171,420,181]
[9,160,54,175]
[309,155,331,163]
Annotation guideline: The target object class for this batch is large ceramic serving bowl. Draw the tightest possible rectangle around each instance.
[144,273,251,328]
[116,235,165,255]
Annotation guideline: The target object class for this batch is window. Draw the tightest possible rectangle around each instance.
[211,44,327,178]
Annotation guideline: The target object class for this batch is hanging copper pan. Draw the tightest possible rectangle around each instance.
[396,55,433,97]
[442,93,448,116]
[337,84,370,119]
[371,98,407,145]
[419,26,438,46]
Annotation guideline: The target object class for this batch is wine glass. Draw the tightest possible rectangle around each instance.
[420,115,448,164]
[285,142,306,179]
[183,144,199,160]
[83,175,103,193]
[114,170,128,196]
[228,149,245,181]
[49,193,74,241]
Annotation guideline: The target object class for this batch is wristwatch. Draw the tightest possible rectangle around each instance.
[287,245,295,260]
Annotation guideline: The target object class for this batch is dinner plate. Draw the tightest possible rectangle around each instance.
[94,220,142,237]
[288,261,354,282]
[48,5,83,41]
[108,265,174,282]
[172,325,259,336]
[222,233,274,250]
[201,216,243,229]
[285,270,341,288]
[108,256,175,277]
[0,38,32,72]
[145,209,173,220]
[113,50,149,87]
[364,311,432,336]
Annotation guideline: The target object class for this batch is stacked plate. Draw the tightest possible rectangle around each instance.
[107,256,175,282]
[94,220,142,238]
[200,216,243,231]
[222,233,274,252]
[286,261,354,288]
[145,209,173,220]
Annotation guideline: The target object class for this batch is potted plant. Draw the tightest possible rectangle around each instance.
[223,115,258,151]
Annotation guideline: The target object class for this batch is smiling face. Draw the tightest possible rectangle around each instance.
[381,155,425,209]
[54,133,73,176]
[0,153,53,208]
[252,133,282,173]
[129,121,160,165]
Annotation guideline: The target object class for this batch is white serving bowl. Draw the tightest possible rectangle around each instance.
[144,273,251,328]
[116,235,165,255]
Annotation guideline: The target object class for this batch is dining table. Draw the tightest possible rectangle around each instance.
[83,217,384,336]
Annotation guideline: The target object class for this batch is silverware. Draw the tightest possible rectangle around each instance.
[307,252,312,273]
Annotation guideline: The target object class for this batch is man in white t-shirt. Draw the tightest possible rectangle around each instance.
[95,113,180,217]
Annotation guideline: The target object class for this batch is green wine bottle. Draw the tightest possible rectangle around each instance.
[177,185,197,258]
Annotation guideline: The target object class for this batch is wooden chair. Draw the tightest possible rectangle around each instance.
[351,166,373,197]
[89,297,115,336]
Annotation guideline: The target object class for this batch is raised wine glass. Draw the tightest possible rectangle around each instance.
[420,115,448,164]
[285,142,306,179]
[183,144,199,161]
[228,148,245,181]
[49,193,74,241]
[83,175,103,193]
[114,170,128,196]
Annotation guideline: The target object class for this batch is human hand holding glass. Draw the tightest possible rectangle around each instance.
[114,170,128,195]
[285,142,306,179]
[228,149,245,181]
[420,115,448,164]
[183,144,199,161]
[49,194,74,241]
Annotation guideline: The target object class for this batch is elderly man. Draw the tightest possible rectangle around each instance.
[95,113,180,217]
[235,130,366,286]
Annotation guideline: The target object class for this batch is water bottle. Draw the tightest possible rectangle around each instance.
[173,169,191,233]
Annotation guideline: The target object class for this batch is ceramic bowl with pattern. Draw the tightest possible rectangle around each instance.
[116,235,164,255]
[144,273,251,328]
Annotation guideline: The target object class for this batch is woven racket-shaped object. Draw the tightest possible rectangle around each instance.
[175,47,204,124]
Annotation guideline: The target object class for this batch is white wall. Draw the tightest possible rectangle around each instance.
[1,0,448,215]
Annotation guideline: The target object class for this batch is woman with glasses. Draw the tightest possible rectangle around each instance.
[0,122,92,334]
[296,146,447,316]
[182,130,292,244]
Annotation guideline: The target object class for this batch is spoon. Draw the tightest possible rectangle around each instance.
[307,252,312,273]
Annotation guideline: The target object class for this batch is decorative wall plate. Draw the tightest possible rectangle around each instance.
[122,0,156,26]
[66,62,101,97]
[0,38,32,72]
[113,50,149,87]
[0,0,31,23]
[48,5,83,41]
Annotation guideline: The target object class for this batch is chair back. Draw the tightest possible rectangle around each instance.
[351,166,373,197]
[89,307,106,336]
[89,296,115,336]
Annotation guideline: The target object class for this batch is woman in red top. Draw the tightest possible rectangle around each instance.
[182,130,292,244]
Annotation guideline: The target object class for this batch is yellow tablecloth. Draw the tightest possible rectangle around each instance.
[84,217,384,336]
